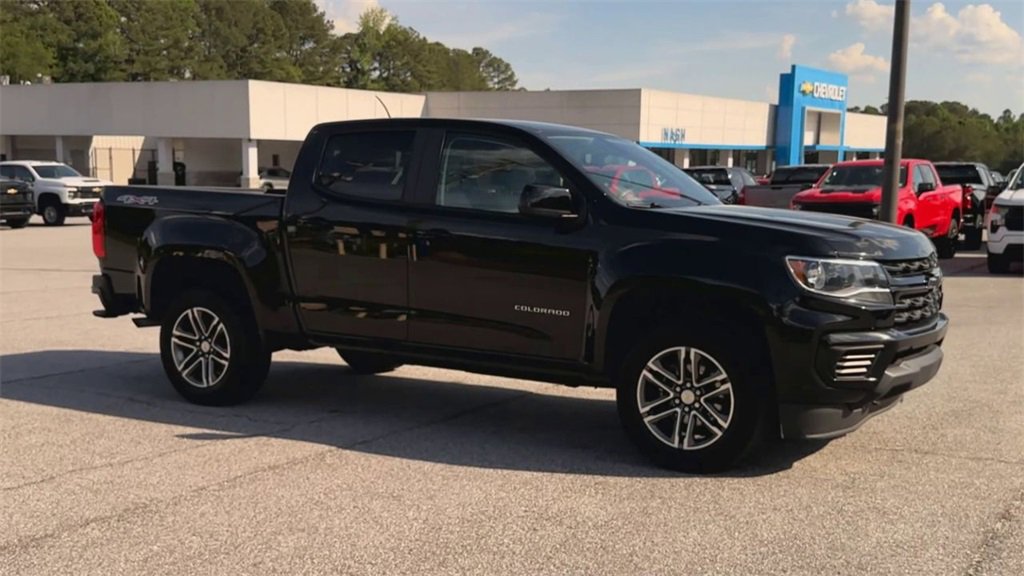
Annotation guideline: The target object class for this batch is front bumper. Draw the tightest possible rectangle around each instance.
[66,200,99,217]
[0,203,34,219]
[778,313,948,439]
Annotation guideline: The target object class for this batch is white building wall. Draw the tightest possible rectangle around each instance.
[424,90,643,141]
[639,90,773,148]
[247,81,425,141]
[845,112,887,150]
[0,81,251,138]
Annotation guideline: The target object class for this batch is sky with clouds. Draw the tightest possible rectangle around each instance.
[317,0,1023,116]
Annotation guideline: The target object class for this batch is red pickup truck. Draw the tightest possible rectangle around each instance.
[791,159,965,258]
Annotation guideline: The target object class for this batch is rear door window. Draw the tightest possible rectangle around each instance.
[316,131,415,201]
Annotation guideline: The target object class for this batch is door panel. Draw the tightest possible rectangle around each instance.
[407,130,593,360]
[286,129,417,341]
[409,214,593,359]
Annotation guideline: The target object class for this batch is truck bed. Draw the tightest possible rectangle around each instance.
[98,185,284,300]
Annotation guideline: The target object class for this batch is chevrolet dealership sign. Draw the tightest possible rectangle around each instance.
[799,81,847,103]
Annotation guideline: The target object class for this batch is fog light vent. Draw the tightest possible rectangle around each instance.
[835,347,883,381]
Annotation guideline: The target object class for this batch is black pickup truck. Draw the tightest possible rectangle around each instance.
[92,119,948,472]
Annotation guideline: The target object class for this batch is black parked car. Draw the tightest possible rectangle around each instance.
[934,161,998,249]
[1,178,34,228]
[91,119,947,472]
[683,166,758,204]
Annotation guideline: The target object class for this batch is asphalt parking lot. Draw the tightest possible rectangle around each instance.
[1,220,1022,575]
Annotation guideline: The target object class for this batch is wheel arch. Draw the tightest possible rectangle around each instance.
[595,279,774,380]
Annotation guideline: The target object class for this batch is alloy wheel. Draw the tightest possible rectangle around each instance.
[170,307,231,388]
[43,205,58,224]
[636,346,734,450]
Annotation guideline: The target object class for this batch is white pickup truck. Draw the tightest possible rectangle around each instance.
[0,160,112,225]
[986,163,1024,273]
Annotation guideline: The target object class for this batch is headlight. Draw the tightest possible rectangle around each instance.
[785,256,892,306]
[990,205,1008,231]
[66,190,78,199]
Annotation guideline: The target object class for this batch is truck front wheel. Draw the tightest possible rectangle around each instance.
[616,326,769,473]
[159,290,271,406]
[41,200,66,226]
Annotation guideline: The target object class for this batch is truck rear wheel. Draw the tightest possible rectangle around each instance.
[335,349,402,374]
[616,324,769,473]
[159,290,271,406]
[935,217,958,259]
[963,226,983,251]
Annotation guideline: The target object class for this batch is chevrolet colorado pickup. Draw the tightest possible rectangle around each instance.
[792,159,965,259]
[91,119,948,472]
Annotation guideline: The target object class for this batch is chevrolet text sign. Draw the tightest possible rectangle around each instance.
[799,81,847,102]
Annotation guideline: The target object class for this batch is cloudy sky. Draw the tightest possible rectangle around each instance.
[318,0,1023,116]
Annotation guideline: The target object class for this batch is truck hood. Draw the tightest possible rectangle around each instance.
[994,188,1024,207]
[656,205,935,260]
[39,176,114,187]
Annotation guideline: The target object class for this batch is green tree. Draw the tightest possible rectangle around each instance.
[472,47,518,91]
[192,0,299,82]
[0,0,57,83]
[267,0,339,85]
[44,0,125,81]
[109,0,200,81]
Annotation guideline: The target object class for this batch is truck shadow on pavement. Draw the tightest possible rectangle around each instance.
[1,350,830,478]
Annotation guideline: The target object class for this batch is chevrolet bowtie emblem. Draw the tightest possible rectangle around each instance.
[5,188,17,194]
[799,81,814,95]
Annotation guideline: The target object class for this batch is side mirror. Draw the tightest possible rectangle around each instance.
[519,184,576,218]
[916,181,935,194]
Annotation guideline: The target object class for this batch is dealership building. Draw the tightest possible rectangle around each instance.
[0,65,884,186]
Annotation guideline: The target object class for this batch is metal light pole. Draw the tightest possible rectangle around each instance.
[880,0,911,223]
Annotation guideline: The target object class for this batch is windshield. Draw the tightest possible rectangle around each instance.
[771,166,828,185]
[683,168,731,186]
[544,134,720,208]
[821,164,907,188]
[32,164,82,179]
[935,164,983,185]
[1008,166,1023,191]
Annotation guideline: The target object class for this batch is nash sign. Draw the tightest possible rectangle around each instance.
[661,127,686,144]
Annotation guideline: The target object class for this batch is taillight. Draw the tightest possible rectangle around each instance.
[962,185,973,213]
[737,187,746,205]
[92,200,106,258]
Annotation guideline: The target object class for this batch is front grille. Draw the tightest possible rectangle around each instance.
[894,287,942,325]
[834,347,883,381]
[799,202,876,219]
[1006,206,1023,231]
[882,257,942,328]
[881,257,934,276]
[75,188,103,200]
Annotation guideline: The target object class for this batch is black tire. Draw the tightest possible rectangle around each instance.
[160,289,271,406]
[336,349,402,374]
[41,201,66,226]
[5,218,29,229]
[261,183,273,194]
[616,323,770,473]
[987,252,1011,274]
[935,218,958,259]
[963,226,983,251]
